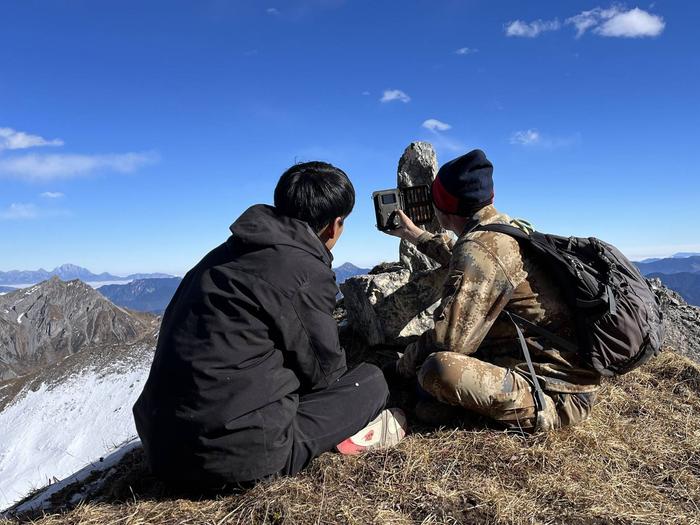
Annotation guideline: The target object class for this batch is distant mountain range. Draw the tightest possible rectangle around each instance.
[0,264,174,286]
[634,256,700,276]
[634,254,700,306]
[97,263,371,314]
[639,252,700,263]
[99,278,183,314]
[0,286,14,294]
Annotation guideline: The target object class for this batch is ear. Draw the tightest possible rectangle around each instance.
[329,216,343,237]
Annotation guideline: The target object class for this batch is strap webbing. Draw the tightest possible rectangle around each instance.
[505,311,548,413]
[506,311,579,354]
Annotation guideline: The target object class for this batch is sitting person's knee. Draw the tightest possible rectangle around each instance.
[418,352,470,395]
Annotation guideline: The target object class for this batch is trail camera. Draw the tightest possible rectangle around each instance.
[372,185,434,231]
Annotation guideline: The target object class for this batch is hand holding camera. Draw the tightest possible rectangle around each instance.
[372,185,434,245]
[384,210,425,244]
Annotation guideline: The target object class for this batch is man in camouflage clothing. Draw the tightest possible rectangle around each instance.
[384,149,601,432]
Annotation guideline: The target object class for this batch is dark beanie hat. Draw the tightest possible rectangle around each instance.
[432,149,494,216]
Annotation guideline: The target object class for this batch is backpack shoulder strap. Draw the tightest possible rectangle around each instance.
[473,222,532,241]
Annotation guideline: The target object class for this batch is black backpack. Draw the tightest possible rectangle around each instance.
[475,223,665,409]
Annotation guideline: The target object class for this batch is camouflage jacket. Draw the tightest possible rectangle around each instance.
[397,205,601,394]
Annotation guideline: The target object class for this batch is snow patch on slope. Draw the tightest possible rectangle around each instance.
[0,364,149,511]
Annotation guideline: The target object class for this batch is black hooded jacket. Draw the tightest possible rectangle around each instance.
[133,205,347,484]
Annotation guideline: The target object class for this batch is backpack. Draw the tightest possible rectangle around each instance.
[475,223,664,407]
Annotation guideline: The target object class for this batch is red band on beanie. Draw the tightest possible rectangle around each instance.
[431,176,460,214]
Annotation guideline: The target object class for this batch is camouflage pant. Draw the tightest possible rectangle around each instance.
[417,352,596,432]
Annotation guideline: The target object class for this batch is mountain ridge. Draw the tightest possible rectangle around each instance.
[0,277,157,381]
[0,265,174,286]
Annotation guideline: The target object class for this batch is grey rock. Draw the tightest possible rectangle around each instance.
[397,142,446,273]
[649,278,700,363]
[0,277,156,381]
[340,266,445,346]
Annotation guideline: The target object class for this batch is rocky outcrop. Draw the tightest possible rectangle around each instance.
[340,266,444,346]
[340,142,448,345]
[396,142,445,273]
[650,278,700,363]
[0,277,156,380]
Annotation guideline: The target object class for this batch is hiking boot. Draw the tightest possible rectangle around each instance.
[335,408,407,455]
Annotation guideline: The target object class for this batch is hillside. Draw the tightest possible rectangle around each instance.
[3,352,699,524]
[2,281,700,524]
[0,277,156,380]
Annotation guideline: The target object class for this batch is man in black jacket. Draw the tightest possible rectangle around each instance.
[133,161,406,489]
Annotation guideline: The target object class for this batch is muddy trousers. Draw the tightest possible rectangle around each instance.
[417,352,596,432]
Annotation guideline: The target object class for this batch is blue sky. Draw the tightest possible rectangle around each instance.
[0,0,698,275]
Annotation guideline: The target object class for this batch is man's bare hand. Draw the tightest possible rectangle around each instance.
[384,210,425,245]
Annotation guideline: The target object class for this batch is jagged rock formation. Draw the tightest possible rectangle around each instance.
[397,142,445,273]
[340,142,448,344]
[650,278,700,362]
[0,277,156,380]
[340,266,444,346]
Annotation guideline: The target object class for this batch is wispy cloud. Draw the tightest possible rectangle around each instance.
[567,7,665,38]
[455,47,478,55]
[422,119,452,132]
[0,203,39,220]
[505,19,561,38]
[380,89,411,103]
[361,91,370,96]
[510,129,541,145]
[0,127,63,151]
[510,129,580,148]
[0,151,159,182]
[506,6,665,39]
[0,202,71,220]
[266,7,280,15]
[40,191,64,199]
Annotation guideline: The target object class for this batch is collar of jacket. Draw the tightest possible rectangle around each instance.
[459,204,510,237]
[229,204,334,266]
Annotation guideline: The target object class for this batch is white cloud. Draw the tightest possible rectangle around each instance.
[0,127,64,151]
[505,19,560,38]
[266,7,280,15]
[40,192,64,199]
[510,129,541,145]
[597,7,665,37]
[0,203,39,220]
[361,91,370,96]
[422,119,452,132]
[567,7,665,38]
[510,129,580,148]
[455,47,478,55]
[0,151,159,182]
[380,89,411,103]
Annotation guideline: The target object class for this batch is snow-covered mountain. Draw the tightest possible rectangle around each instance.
[0,339,154,511]
[0,278,159,511]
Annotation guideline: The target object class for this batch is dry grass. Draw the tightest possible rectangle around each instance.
[4,351,700,525]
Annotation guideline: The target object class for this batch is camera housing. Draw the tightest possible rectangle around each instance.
[372,185,434,231]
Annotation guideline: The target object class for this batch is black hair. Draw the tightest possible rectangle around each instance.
[274,161,355,232]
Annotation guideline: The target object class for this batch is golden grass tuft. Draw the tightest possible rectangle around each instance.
[4,351,700,525]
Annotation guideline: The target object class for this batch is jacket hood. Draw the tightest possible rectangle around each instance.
[229,204,333,265]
